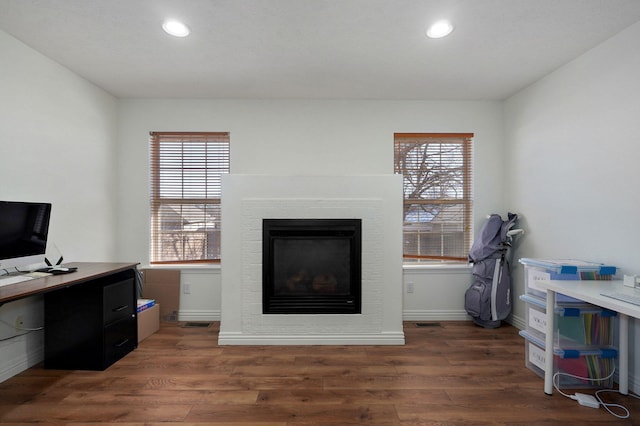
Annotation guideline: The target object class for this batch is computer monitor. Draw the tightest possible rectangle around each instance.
[0,201,52,271]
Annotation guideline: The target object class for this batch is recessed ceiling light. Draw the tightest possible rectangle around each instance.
[426,20,454,39]
[162,19,190,37]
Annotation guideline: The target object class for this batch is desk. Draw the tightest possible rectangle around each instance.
[0,262,138,304]
[536,279,640,395]
[0,262,139,370]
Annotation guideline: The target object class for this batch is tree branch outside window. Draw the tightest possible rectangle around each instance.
[394,133,473,261]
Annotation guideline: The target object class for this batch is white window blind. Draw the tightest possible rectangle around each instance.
[394,133,473,261]
[149,132,230,264]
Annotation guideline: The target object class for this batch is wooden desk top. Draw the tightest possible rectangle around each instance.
[0,262,139,305]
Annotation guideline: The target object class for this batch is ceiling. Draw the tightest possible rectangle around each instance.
[1,0,640,100]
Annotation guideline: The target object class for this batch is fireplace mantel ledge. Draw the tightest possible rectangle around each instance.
[218,332,406,346]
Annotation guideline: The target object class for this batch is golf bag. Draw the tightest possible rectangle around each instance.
[464,212,523,328]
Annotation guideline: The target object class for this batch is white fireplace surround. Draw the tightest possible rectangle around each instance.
[219,175,405,345]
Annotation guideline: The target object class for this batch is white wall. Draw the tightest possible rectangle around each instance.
[115,99,502,326]
[0,30,118,381]
[504,21,640,392]
[0,32,119,262]
[403,264,472,321]
[116,99,504,265]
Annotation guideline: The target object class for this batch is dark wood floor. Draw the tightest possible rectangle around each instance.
[1,321,639,425]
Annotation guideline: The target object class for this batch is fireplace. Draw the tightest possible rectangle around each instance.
[219,174,404,345]
[262,218,361,314]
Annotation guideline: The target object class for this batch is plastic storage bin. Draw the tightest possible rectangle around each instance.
[519,258,617,301]
[520,294,616,346]
[520,329,617,389]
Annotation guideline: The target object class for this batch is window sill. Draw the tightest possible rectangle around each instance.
[142,263,469,273]
[141,263,221,271]
[403,262,471,272]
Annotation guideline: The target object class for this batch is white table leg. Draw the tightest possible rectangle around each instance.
[619,312,629,395]
[544,289,556,395]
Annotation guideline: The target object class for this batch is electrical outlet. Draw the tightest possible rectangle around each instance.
[14,315,24,331]
[406,282,414,293]
[183,283,191,294]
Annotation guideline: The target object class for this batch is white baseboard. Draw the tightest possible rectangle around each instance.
[177,309,220,322]
[402,310,528,331]
[508,313,526,330]
[402,309,470,321]
[177,310,523,326]
[174,309,527,327]
[0,335,44,384]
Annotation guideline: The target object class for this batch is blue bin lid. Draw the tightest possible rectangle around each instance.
[519,258,617,275]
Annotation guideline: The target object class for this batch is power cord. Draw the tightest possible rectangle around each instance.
[596,389,640,419]
[0,318,44,332]
[0,329,37,342]
[552,367,639,419]
[0,303,44,341]
[1,266,28,277]
[0,318,44,342]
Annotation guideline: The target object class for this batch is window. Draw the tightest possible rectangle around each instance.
[149,132,230,264]
[394,133,473,261]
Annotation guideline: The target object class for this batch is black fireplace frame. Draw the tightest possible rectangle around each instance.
[262,218,362,314]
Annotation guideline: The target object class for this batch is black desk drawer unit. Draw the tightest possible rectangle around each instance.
[104,278,135,324]
[44,268,138,370]
[104,317,137,364]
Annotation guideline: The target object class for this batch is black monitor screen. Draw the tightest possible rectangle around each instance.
[0,201,52,263]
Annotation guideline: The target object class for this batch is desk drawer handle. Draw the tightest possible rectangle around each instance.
[114,338,130,348]
[112,305,129,312]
